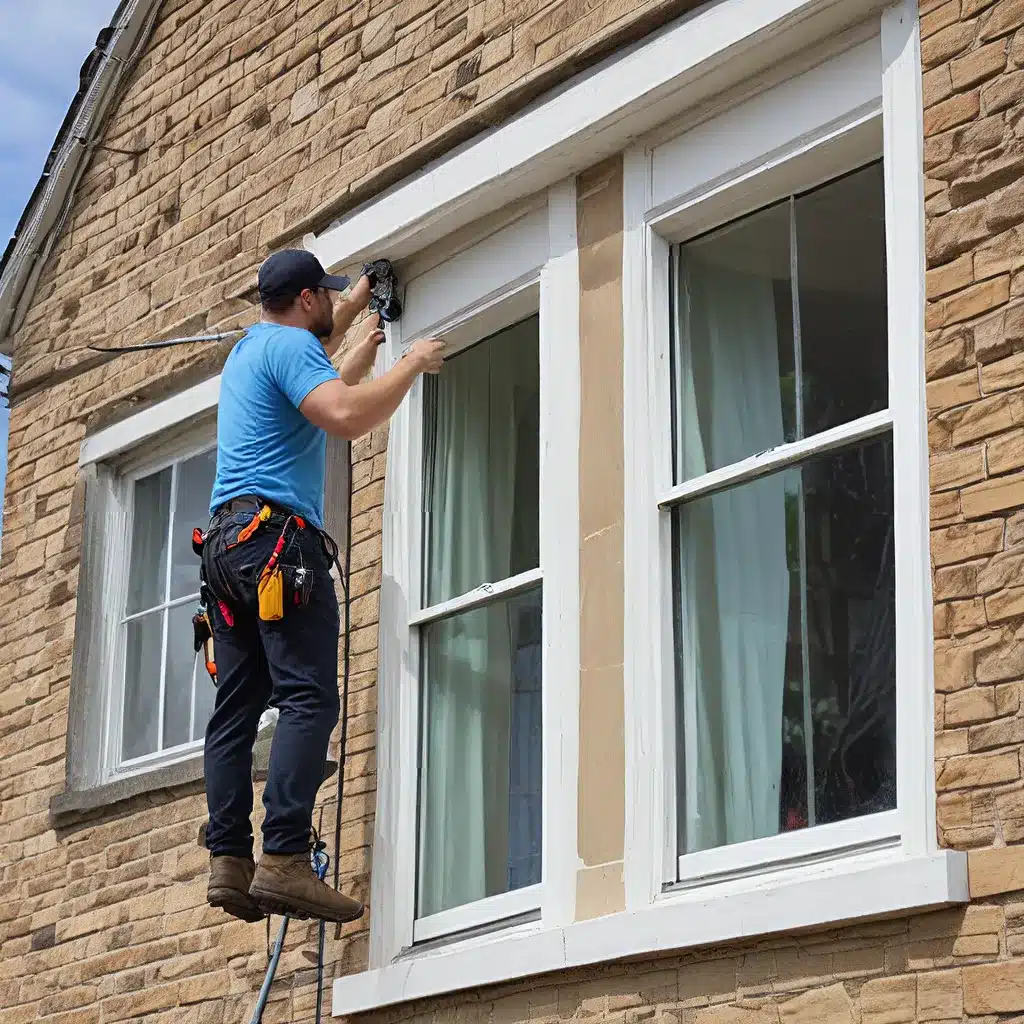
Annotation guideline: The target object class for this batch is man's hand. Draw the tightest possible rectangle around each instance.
[344,275,372,312]
[405,338,445,375]
[339,314,386,385]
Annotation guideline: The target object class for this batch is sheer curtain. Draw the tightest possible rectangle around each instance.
[676,259,790,853]
[418,327,534,916]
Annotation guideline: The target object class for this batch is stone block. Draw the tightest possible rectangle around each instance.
[694,1008,774,1024]
[933,275,1009,328]
[927,366,981,411]
[289,81,319,123]
[932,519,1005,567]
[977,549,1024,593]
[921,19,976,68]
[927,326,973,378]
[934,562,980,601]
[859,975,915,1023]
[945,685,998,726]
[969,844,1024,895]
[969,712,1024,749]
[988,177,1024,233]
[928,252,974,296]
[989,428,1024,474]
[937,749,1021,789]
[927,202,989,265]
[982,67,1024,113]
[981,0,1024,41]
[985,581,1024,619]
[931,446,985,490]
[921,0,962,40]
[964,958,1024,1012]
[778,983,853,1024]
[952,39,1009,89]
[925,89,982,136]
[962,470,1024,517]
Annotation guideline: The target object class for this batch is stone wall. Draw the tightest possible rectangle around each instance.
[922,0,1024,854]
[6,0,1024,1022]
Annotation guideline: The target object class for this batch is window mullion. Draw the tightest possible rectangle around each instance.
[789,195,816,829]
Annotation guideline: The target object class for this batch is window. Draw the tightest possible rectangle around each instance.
[370,195,581,967]
[416,316,542,934]
[668,164,896,875]
[115,445,217,768]
[623,23,938,901]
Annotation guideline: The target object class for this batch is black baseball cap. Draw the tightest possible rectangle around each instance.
[258,249,351,304]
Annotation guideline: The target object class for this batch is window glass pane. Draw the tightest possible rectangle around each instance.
[673,162,888,483]
[673,437,895,856]
[126,468,171,615]
[170,448,217,600]
[795,163,888,437]
[674,202,795,481]
[163,603,198,750]
[417,587,542,918]
[123,611,164,761]
[423,316,540,607]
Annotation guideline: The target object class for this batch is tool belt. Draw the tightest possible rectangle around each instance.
[190,497,315,685]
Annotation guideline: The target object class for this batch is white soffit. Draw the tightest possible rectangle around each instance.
[308,0,889,273]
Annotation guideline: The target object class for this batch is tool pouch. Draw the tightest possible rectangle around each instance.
[258,566,285,621]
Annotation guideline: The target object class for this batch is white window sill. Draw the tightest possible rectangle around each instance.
[332,849,967,1016]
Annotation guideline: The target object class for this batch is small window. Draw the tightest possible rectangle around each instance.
[668,163,896,866]
[416,316,543,926]
[115,446,217,768]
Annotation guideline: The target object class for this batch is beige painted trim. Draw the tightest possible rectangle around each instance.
[576,157,626,920]
[575,862,626,922]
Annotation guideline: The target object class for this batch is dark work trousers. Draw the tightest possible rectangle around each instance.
[201,509,340,857]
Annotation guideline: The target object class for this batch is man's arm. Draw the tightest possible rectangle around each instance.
[338,315,384,385]
[300,339,445,440]
[324,275,372,359]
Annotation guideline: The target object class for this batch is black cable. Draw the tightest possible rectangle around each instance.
[88,330,244,353]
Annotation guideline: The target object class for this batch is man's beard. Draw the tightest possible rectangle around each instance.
[313,310,334,339]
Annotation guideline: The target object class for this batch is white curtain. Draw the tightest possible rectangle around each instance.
[418,323,536,917]
[676,259,790,853]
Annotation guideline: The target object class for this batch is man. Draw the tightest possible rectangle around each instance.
[202,249,444,923]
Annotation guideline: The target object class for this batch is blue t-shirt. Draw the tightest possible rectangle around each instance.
[209,322,339,528]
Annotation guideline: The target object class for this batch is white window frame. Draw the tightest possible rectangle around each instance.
[104,431,218,776]
[78,377,222,786]
[369,190,582,966]
[311,0,967,1013]
[623,16,938,907]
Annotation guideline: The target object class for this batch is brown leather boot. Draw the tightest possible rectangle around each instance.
[249,852,364,923]
[208,854,264,923]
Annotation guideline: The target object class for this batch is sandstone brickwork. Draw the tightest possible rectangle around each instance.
[5,0,1024,1022]
[924,0,1024,855]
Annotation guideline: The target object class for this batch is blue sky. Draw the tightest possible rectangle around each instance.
[0,0,116,542]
